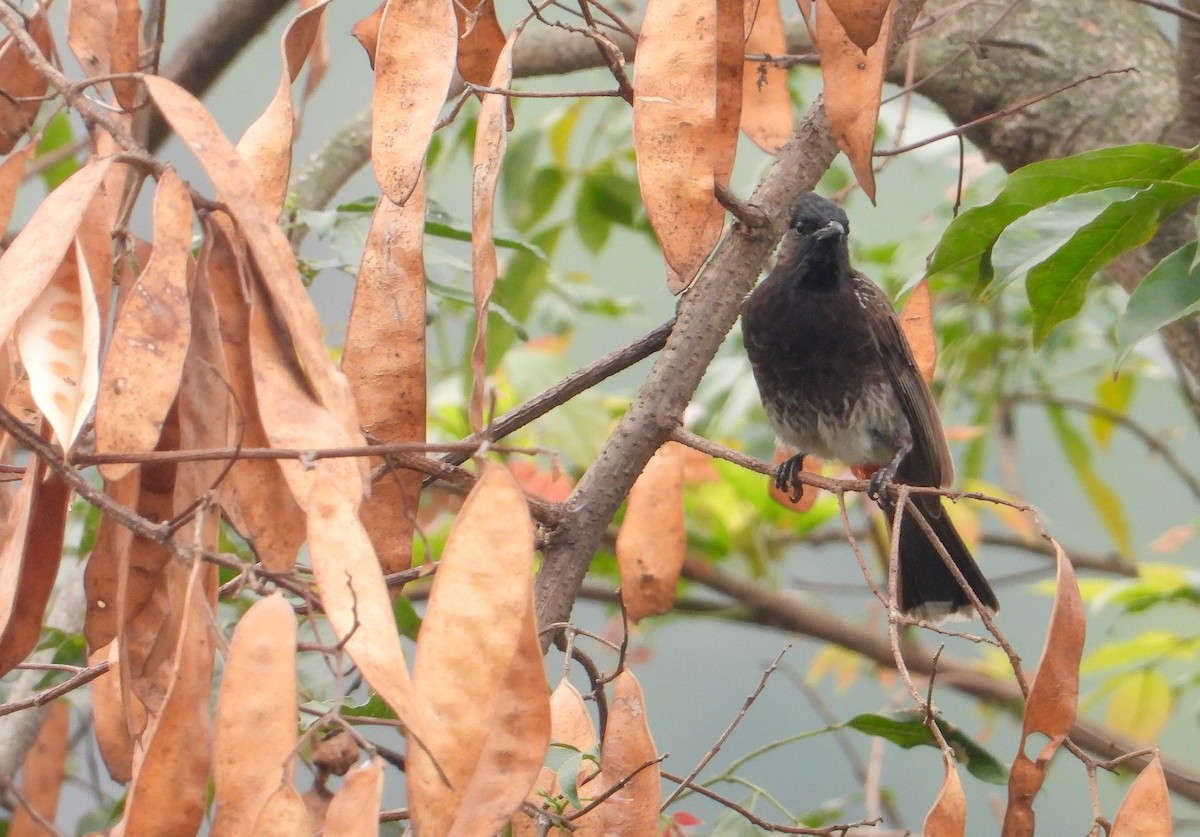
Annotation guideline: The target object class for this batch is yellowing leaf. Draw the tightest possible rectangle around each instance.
[1104,670,1172,742]
[633,0,725,291]
[617,441,687,621]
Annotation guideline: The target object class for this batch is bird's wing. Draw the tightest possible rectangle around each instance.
[854,271,955,490]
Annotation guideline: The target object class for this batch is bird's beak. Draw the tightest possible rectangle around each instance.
[814,220,845,240]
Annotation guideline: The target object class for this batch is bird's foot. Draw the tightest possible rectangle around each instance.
[867,468,894,504]
[774,453,807,503]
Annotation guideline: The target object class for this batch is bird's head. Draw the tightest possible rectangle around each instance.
[789,193,850,242]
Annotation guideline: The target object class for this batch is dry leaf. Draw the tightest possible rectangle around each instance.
[1002,541,1085,837]
[370,0,457,204]
[899,277,936,384]
[110,0,142,109]
[95,170,193,479]
[0,158,113,352]
[469,35,516,433]
[114,562,214,837]
[633,0,725,291]
[922,757,966,837]
[89,641,137,783]
[200,216,306,572]
[0,9,52,154]
[1110,753,1171,837]
[0,142,35,231]
[511,678,599,834]
[0,452,72,678]
[307,464,431,743]
[323,758,384,837]
[211,594,299,837]
[9,699,69,837]
[350,2,385,66]
[343,186,427,576]
[16,241,102,451]
[593,670,661,833]
[252,783,314,837]
[407,461,547,836]
[741,0,793,153]
[455,0,508,94]
[299,0,331,102]
[713,0,744,187]
[814,0,893,201]
[826,0,892,52]
[616,441,687,621]
[236,0,332,217]
[144,77,363,457]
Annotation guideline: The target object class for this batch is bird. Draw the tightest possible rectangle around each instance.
[740,192,998,620]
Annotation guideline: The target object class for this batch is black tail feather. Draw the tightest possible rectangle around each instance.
[885,499,999,619]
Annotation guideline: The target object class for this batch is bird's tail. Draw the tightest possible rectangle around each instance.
[880,497,999,620]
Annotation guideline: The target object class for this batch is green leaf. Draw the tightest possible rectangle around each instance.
[1090,374,1134,449]
[392,594,422,641]
[843,713,1007,784]
[1117,241,1200,367]
[929,144,1196,285]
[574,176,613,252]
[1045,403,1132,555]
[1026,181,1200,344]
[1104,669,1173,742]
[989,187,1143,297]
[1081,629,1200,673]
[35,111,79,190]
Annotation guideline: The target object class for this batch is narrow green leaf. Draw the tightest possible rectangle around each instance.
[843,713,1007,784]
[35,111,79,190]
[1045,404,1132,555]
[929,144,1195,285]
[1117,241,1200,367]
[574,176,613,252]
[392,594,422,641]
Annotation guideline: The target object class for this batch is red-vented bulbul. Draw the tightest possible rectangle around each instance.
[741,193,998,619]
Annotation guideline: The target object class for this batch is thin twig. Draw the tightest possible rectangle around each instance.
[661,643,791,810]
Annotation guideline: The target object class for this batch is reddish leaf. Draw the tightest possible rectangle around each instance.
[826,0,891,52]
[0,9,52,154]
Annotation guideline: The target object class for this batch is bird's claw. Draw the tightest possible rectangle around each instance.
[867,466,896,504]
[774,454,807,503]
